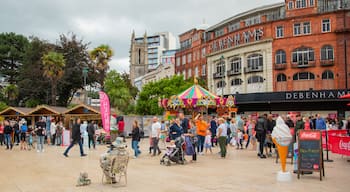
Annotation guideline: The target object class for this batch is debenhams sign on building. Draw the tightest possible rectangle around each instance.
[285,90,350,100]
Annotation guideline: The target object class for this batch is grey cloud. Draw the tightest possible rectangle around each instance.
[0,0,281,72]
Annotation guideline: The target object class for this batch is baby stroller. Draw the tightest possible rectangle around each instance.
[160,136,185,166]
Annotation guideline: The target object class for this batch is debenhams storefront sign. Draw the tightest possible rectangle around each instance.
[285,90,350,100]
[235,89,350,104]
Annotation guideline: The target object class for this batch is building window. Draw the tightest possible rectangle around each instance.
[245,15,261,27]
[201,48,206,58]
[230,57,242,73]
[228,22,240,32]
[322,19,331,32]
[321,45,334,60]
[294,23,301,35]
[215,28,225,37]
[303,22,311,34]
[176,57,180,66]
[188,68,192,78]
[275,50,286,64]
[247,76,264,84]
[288,1,294,9]
[216,60,225,74]
[187,54,192,63]
[217,80,226,88]
[247,54,263,70]
[182,55,186,65]
[309,0,314,6]
[202,64,206,76]
[276,26,284,38]
[296,0,306,8]
[231,78,243,86]
[195,66,198,77]
[322,70,334,79]
[292,47,315,65]
[277,73,287,82]
[293,72,315,80]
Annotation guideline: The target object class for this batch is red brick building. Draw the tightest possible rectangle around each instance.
[175,28,207,80]
[182,0,350,116]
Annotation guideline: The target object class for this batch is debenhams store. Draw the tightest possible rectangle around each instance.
[234,89,350,118]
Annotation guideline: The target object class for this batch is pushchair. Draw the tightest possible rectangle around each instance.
[160,136,185,166]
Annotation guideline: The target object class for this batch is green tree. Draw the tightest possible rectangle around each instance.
[3,84,19,106]
[90,44,113,90]
[56,33,96,106]
[0,32,29,84]
[42,51,65,106]
[136,75,192,115]
[17,37,53,106]
[0,101,7,112]
[121,72,138,99]
[104,70,132,113]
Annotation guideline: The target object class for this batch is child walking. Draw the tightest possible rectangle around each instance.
[204,130,212,154]
[237,129,244,149]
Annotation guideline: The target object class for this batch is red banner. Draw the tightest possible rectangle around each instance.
[328,135,350,156]
[321,130,348,149]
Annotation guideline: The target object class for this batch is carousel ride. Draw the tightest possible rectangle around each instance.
[159,80,236,117]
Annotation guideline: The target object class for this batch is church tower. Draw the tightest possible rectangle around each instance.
[129,31,148,86]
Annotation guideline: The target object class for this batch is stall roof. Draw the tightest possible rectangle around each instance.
[64,104,100,115]
[28,105,68,116]
[0,107,33,116]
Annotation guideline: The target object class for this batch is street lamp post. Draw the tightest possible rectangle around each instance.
[82,67,89,105]
[220,55,225,98]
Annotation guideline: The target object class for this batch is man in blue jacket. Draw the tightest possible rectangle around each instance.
[315,114,327,130]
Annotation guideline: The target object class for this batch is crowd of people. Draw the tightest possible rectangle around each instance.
[128,112,350,161]
[0,117,103,155]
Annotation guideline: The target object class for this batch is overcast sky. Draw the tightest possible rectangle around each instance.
[0,0,281,73]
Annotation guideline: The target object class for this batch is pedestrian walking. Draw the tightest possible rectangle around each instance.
[4,120,13,150]
[63,118,87,157]
[256,115,268,158]
[50,120,57,145]
[0,121,4,146]
[20,119,28,150]
[131,120,141,158]
[195,113,208,155]
[35,117,46,152]
[87,121,96,149]
[217,118,227,158]
[55,121,63,146]
[150,117,161,156]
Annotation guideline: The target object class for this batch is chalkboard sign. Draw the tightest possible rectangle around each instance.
[298,130,325,181]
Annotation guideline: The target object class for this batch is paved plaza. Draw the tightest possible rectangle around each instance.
[0,140,349,192]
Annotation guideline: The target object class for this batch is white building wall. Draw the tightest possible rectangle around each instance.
[207,40,273,95]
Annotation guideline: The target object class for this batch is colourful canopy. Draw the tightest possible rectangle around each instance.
[178,85,219,100]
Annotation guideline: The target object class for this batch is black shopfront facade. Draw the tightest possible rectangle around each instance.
[233,89,350,118]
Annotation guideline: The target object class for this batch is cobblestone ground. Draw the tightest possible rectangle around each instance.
[0,140,349,192]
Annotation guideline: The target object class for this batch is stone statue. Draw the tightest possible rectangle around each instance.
[76,172,91,187]
[100,137,129,185]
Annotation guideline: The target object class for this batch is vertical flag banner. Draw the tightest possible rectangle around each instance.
[99,91,110,135]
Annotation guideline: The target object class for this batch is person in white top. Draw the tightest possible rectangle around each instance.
[150,116,161,156]
[50,120,56,145]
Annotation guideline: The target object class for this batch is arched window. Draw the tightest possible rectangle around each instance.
[216,59,225,74]
[275,50,286,64]
[277,73,287,82]
[293,72,315,80]
[292,47,314,65]
[229,57,241,73]
[321,45,334,60]
[231,78,243,86]
[322,70,334,79]
[247,54,263,70]
[247,76,264,84]
[217,80,226,88]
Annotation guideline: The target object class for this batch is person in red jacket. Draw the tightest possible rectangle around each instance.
[118,116,125,142]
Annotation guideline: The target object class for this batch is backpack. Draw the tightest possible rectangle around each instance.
[255,118,265,132]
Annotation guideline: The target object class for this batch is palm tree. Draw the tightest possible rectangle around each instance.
[42,51,65,106]
[3,84,19,106]
[90,45,113,90]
